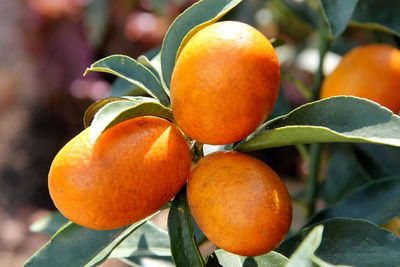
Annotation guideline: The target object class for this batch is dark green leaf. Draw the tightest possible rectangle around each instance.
[269,0,314,39]
[354,143,400,178]
[168,186,205,267]
[212,250,288,267]
[110,78,147,97]
[84,0,110,47]
[322,143,372,205]
[29,212,69,236]
[320,0,358,37]
[206,252,223,267]
[277,218,400,267]
[89,96,173,142]
[84,55,169,107]
[160,0,242,87]
[270,37,286,48]
[286,225,347,267]
[308,177,400,226]
[277,0,317,28]
[235,96,400,152]
[24,213,158,267]
[350,0,400,36]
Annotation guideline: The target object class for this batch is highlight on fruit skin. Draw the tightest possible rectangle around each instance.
[170,21,280,145]
[187,151,292,256]
[320,44,400,113]
[48,116,192,230]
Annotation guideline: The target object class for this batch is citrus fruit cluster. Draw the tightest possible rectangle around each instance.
[48,21,292,257]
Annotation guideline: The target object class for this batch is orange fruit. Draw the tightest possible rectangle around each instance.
[321,44,400,113]
[170,21,280,145]
[187,151,292,256]
[48,116,192,230]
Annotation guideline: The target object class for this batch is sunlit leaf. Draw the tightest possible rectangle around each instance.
[24,212,159,267]
[236,96,400,151]
[84,55,169,107]
[210,250,288,267]
[88,96,173,142]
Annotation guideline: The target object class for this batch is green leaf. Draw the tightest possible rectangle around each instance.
[160,0,242,87]
[350,0,400,37]
[83,97,122,127]
[138,52,162,80]
[84,0,110,47]
[277,218,400,267]
[110,222,170,258]
[286,225,352,267]
[29,212,69,236]
[270,0,314,37]
[308,177,400,226]
[109,222,173,266]
[120,257,174,267]
[321,144,372,205]
[110,78,147,97]
[211,250,288,267]
[168,186,205,267]
[320,0,358,38]
[354,143,400,178]
[84,55,169,107]
[270,37,286,48]
[24,212,158,267]
[88,96,173,143]
[235,96,400,152]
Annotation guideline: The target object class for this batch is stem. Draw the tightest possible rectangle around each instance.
[311,30,331,100]
[306,143,322,217]
[306,13,332,218]
[295,144,310,165]
[282,73,312,101]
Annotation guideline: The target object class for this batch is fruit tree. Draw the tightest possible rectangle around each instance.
[25,1,400,267]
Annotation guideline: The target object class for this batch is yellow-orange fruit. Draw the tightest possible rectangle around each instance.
[321,44,400,113]
[187,151,292,256]
[170,21,280,145]
[49,116,191,230]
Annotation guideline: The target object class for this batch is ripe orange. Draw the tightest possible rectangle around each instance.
[320,44,400,113]
[187,151,292,256]
[170,21,280,145]
[48,116,192,230]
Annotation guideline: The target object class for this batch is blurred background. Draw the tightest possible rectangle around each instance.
[1,0,399,266]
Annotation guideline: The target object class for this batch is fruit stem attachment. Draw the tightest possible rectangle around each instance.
[191,141,204,163]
